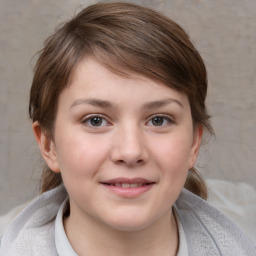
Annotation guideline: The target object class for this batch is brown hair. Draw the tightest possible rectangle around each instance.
[29,2,213,199]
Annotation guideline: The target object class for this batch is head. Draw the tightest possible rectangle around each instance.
[29,2,213,199]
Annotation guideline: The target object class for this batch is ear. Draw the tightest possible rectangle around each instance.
[32,121,60,173]
[188,124,203,169]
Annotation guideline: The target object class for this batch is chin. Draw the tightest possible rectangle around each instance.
[108,222,151,232]
[103,213,156,232]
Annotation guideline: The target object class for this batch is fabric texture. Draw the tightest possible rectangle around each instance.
[207,179,256,243]
[54,199,188,256]
[175,188,256,256]
[174,208,188,256]
[0,185,255,256]
[55,198,77,256]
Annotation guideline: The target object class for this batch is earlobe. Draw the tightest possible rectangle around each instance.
[189,124,203,168]
[32,121,60,173]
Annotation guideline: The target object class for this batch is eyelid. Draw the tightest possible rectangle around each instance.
[146,114,174,126]
[81,114,111,126]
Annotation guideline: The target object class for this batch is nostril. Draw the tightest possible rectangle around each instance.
[110,145,149,166]
[116,159,125,164]
[114,158,145,167]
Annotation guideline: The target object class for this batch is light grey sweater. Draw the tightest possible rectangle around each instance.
[1,185,255,255]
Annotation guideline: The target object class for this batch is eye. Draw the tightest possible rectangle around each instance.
[82,115,109,127]
[147,115,173,127]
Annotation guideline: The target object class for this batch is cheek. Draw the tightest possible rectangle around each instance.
[151,135,192,187]
[154,136,193,169]
[55,131,110,178]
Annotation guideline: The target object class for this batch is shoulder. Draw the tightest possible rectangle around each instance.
[175,189,256,256]
[0,185,67,256]
[1,221,57,255]
[0,201,30,238]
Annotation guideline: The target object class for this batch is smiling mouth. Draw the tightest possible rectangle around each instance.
[102,182,155,188]
[100,179,156,197]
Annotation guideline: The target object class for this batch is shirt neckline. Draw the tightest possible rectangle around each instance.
[55,199,188,256]
[174,206,189,256]
[55,198,78,256]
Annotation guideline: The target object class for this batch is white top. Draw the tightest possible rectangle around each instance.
[55,199,77,256]
[175,208,188,256]
[55,199,188,256]
[1,185,255,255]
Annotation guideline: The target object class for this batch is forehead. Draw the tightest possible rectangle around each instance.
[60,56,190,110]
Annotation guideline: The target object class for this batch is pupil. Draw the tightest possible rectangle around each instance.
[90,117,102,126]
[152,117,163,126]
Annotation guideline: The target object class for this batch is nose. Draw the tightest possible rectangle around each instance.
[110,125,149,167]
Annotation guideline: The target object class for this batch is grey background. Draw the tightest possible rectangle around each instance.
[0,0,256,215]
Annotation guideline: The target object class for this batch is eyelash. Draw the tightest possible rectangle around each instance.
[146,115,174,127]
[81,114,174,128]
[81,114,110,127]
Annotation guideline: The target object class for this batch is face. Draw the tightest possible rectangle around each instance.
[34,57,202,232]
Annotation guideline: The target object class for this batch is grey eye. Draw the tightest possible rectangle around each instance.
[89,117,103,126]
[147,115,173,127]
[152,117,164,126]
[82,116,109,127]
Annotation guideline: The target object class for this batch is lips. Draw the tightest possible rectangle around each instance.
[104,183,151,188]
[100,178,156,197]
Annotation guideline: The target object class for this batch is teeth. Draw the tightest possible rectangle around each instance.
[110,183,148,188]
[104,182,153,187]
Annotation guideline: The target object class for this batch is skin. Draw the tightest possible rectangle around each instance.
[33,57,203,256]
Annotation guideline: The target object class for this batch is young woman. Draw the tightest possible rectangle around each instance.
[1,2,255,255]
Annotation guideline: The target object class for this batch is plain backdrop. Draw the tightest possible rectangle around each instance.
[0,0,256,215]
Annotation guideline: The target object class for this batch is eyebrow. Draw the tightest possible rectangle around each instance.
[70,98,183,109]
[142,98,183,109]
[70,98,113,109]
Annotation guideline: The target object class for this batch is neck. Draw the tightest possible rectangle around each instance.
[64,208,179,256]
